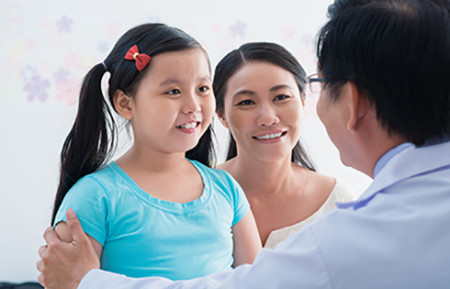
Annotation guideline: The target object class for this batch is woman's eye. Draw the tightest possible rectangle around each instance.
[274,94,290,101]
[236,99,255,106]
[167,89,181,95]
[197,86,210,93]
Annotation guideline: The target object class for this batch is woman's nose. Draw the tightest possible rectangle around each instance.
[256,104,279,127]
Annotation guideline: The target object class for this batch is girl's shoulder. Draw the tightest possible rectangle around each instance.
[71,162,124,194]
[190,159,232,177]
[189,159,240,189]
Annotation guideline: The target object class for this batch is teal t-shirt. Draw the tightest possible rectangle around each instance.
[55,159,249,280]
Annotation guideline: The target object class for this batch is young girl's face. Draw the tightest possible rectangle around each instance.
[219,61,304,163]
[124,48,215,155]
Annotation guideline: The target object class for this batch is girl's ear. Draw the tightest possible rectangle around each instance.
[217,112,230,129]
[114,90,133,120]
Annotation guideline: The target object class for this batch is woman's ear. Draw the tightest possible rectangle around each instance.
[216,112,230,129]
[113,90,133,120]
[300,93,306,107]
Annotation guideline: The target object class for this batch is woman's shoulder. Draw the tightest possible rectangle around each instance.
[294,167,335,193]
[299,168,356,201]
[329,179,357,202]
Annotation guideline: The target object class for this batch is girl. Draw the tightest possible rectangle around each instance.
[213,42,356,248]
[51,24,261,280]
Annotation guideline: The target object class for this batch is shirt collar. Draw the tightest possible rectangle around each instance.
[373,142,413,177]
[336,138,450,210]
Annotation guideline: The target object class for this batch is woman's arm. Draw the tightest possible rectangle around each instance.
[231,210,262,267]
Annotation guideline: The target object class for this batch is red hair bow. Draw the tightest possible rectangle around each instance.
[124,45,151,71]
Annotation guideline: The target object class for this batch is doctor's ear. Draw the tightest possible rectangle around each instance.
[217,112,230,129]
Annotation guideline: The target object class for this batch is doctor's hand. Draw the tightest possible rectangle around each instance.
[37,209,100,289]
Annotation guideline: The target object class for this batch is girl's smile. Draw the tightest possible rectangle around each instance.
[176,121,201,133]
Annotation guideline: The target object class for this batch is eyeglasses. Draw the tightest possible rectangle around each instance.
[307,73,324,94]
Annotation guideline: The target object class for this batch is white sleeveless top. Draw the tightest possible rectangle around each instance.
[264,180,356,249]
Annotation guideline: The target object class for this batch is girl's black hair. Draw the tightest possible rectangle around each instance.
[51,23,215,224]
[213,42,315,171]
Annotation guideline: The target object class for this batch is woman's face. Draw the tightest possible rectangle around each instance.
[219,61,304,162]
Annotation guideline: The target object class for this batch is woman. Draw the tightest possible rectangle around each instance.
[213,42,355,248]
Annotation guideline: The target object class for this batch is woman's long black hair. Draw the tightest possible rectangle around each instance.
[51,23,215,224]
[213,42,315,171]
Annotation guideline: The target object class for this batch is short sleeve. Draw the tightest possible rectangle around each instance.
[54,176,109,245]
[226,173,250,227]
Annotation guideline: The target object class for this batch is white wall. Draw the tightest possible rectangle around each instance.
[0,0,371,282]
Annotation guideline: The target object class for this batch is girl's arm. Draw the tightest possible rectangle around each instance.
[55,222,103,259]
[231,210,262,267]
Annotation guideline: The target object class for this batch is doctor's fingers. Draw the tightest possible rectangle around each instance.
[43,226,62,245]
[37,272,46,288]
[38,244,48,258]
[36,256,49,287]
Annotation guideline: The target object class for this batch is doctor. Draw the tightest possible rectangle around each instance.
[37,0,450,288]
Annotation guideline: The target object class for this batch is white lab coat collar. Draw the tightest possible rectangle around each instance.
[337,140,450,210]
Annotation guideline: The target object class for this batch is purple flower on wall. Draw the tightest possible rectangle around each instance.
[230,21,246,38]
[21,66,37,82]
[54,67,69,83]
[57,16,73,33]
[56,78,80,106]
[24,75,50,102]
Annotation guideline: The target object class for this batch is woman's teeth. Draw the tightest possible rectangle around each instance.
[254,132,283,140]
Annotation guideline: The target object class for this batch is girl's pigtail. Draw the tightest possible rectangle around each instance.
[51,63,116,224]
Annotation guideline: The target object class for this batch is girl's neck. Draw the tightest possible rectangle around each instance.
[225,153,295,198]
[117,145,188,173]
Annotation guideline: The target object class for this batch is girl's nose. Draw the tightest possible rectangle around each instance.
[182,93,201,114]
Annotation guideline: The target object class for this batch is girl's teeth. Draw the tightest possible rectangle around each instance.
[255,132,283,140]
[178,122,197,129]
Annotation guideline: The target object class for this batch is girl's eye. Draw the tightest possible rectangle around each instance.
[236,99,255,106]
[274,94,290,101]
[167,89,181,95]
[197,86,210,93]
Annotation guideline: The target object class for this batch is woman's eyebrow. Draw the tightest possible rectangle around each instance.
[232,89,255,98]
[270,84,294,92]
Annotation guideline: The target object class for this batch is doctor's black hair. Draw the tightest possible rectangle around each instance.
[317,0,450,146]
